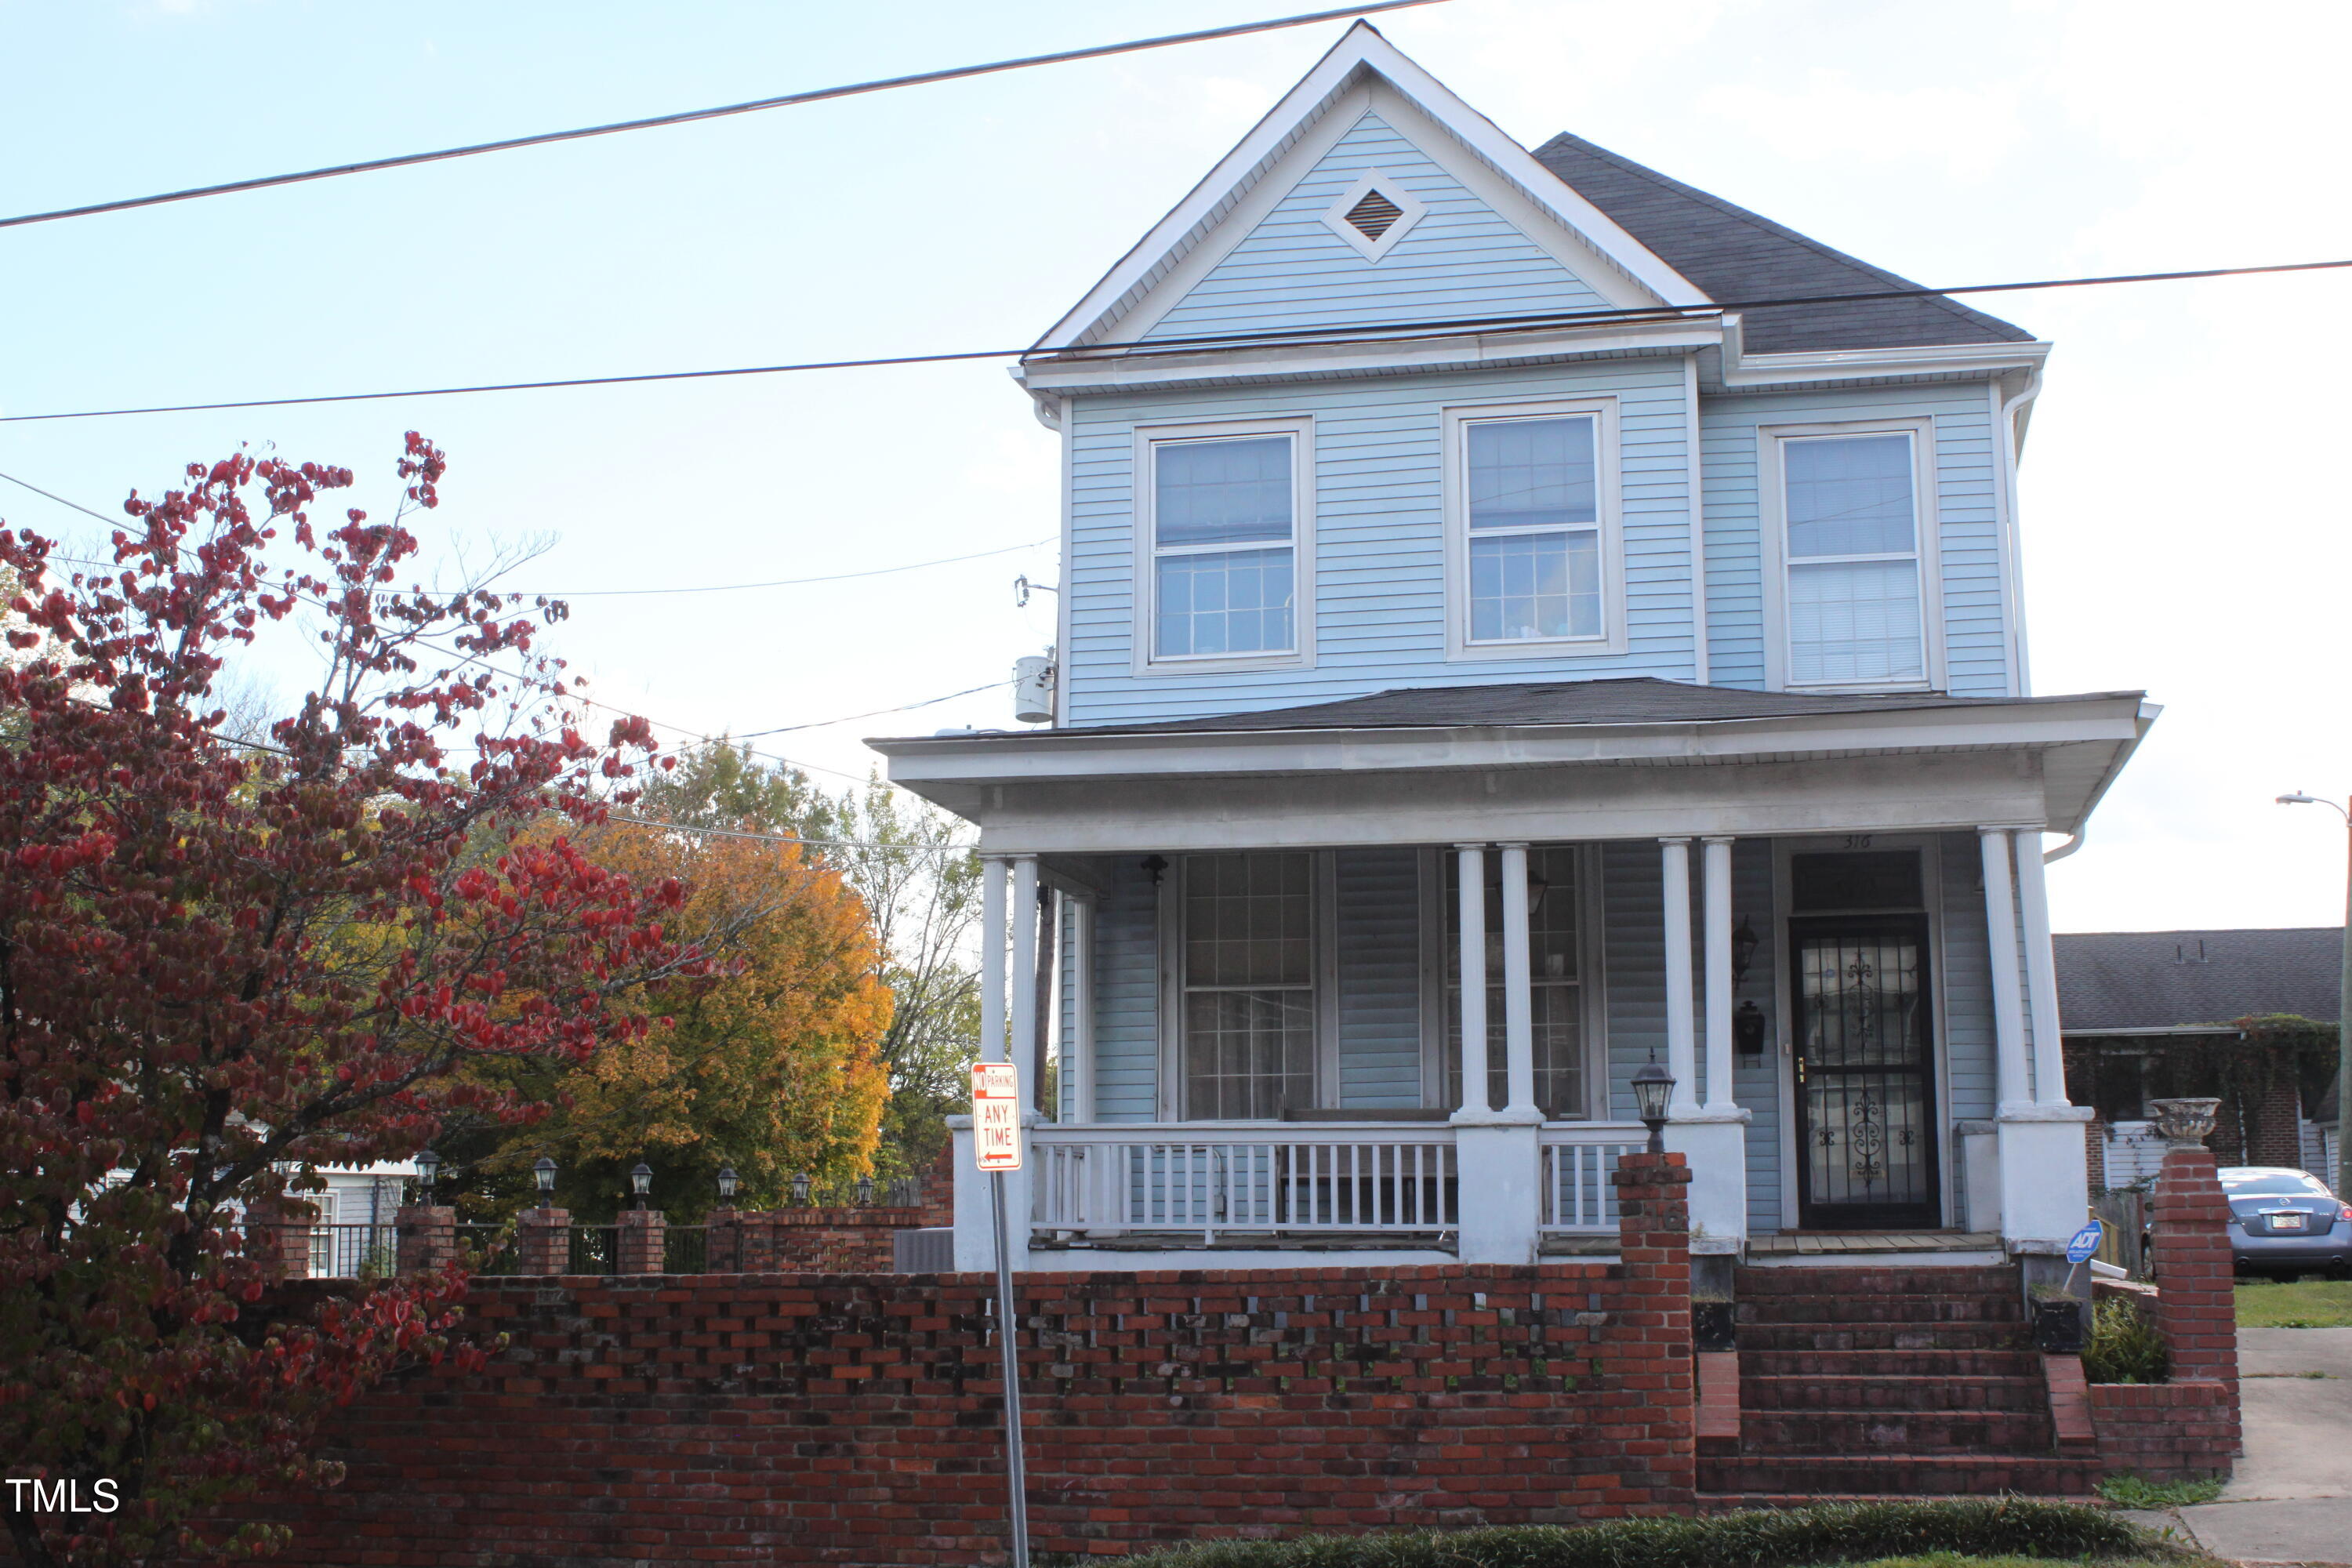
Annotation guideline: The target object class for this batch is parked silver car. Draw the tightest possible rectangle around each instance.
[2220,1167,2352,1276]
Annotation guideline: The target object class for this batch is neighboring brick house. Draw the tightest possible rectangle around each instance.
[2056,927,2342,1187]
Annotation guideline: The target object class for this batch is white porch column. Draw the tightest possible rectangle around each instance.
[1978,829,2029,1112]
[1069,895,1095,1122]
[2013,830,2071,1107]
[979,855,1010,1063]
[1450,843,1539,1265]
[1453,844,1489,1114]
[1700,837,1737,1114]
[1009,855,1040,1102]
[1497,842,1539,1117]
[1665,835,1750,1258]
[1659,838,1701,1116]
[1981,826,2092,1254]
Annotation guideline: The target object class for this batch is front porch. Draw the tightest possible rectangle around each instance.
[887,681,2150,1274]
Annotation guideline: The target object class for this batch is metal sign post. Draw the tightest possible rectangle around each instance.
[2064,1218,2103,1298]
[971,1062,1029,1568]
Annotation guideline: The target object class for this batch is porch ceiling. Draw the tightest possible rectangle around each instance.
[872,684,2154,853]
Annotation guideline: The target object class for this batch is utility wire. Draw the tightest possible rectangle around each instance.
[734,679,1011,739]
[0,2,1443,233]
[7,256,2347,424]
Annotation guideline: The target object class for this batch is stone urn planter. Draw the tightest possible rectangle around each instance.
[2031,1294,2086,1354]
[1693,1299,1737,1353]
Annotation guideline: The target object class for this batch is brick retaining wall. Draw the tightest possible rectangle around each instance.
[2089,1381,2237,1481]
[221,1156,1694,1566]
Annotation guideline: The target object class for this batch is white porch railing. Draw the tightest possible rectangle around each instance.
[1031,1123,1457,1243]
[1538,1125,1646,1232]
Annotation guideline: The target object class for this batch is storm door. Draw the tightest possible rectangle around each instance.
[1788,851,1939,1229]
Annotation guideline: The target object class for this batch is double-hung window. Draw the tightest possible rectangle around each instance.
[1774,428,1932,687]
[1179,851,1315,1119]
[1445,400,1621,658]
[1145,424,1306,666]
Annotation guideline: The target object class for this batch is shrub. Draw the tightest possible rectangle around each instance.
[1039,1498,2173,1567]
[2083,1296,2170,1385]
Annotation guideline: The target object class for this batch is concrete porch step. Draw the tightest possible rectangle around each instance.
[1743,1407,2056,1454]
[1741,1347,2041,1378]
[1697,1454,2100,1497]
[1743,1373,2047,1412]
[1737,1264,2016,1294]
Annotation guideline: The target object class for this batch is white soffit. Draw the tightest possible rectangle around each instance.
[1033,21,1709,353]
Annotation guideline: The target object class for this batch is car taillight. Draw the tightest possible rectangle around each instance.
[2340,1205,2351,1222]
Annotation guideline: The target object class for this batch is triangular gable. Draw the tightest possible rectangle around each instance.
[1037,22,1708,351]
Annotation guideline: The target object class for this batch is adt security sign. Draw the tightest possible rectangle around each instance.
[972,1062,1022,1171]
[2066,1220,2103,1264]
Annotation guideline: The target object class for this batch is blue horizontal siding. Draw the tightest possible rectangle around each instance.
[1090,856,1160,1121]
[1334,848,1424,1108]
[1145,110,1606,342]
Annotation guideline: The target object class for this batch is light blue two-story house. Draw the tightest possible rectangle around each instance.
[878,24,2152,1279]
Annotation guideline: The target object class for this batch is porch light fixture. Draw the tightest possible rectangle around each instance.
[1731,918,1761,985]
[413,1148,441,1202]
[532,1156,557,1201]
[1632,1058,1675,1155]
[629,1162,652,1208]
[1141,854,1170,886]
[717,1166,739,1203]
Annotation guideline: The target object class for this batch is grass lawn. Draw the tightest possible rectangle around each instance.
[1798,1558,2205,1568]
[2236,1276,2352,1327]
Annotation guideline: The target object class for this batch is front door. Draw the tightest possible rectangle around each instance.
[1791,912,1940,1229]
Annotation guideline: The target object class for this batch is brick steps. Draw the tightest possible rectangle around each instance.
[1743,1408,2055,1454]
[1744,1374,2045,1412]
[1721,1262,2085,1501]
[1696,1490,2100,1512]
[1697,1453,2100,1497]
[1742,1348,2039,1378]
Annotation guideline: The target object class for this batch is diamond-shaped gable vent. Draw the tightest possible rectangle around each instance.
[1319,172,1426,261]
[1344,189,1403,241]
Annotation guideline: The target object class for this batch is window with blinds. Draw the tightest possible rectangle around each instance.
[1151,434,1298,660]
[1779,431,1927,686]
[1180,851,1316,1119]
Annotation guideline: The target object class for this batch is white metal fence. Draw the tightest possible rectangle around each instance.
[1538,1127,1645,1232]
[1031,1125,1458,1243]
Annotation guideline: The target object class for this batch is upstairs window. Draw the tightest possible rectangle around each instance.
[1444,399,1623,660]
[1180,851,1315,1119]
[1778,431,1928,686]
[1149,430,1301,662]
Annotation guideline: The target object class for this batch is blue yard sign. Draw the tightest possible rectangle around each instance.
[2066,1220,2103,1264]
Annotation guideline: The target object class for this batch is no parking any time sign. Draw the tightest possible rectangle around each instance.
[971,1062,1022,1171]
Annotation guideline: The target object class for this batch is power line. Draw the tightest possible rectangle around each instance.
[735,679,1011,739]
[7,255,2347,424]
[0,2,1445,233]
[513,538,1051,597]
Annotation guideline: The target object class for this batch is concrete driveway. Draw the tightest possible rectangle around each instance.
[2163,1328,2352,1565]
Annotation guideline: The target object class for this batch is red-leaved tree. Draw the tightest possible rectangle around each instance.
[0,436,709,1567]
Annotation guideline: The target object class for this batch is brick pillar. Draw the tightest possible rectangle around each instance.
[2149,1142,2241,1450]
[1610,1150,1697,1504]
[395,1204,457,1274]
[2249,1076,2303,1170]
[245,1196,315,1279]
[517,1206,572,1276]
[617,1207,667,1275]
[708,1208,762,1273]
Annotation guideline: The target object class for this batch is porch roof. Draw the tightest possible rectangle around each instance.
[871,681,2156,851]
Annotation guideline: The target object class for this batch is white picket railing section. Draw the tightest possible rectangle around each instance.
[1031,1124,1457,1243]
[1537,1127,1646,1232]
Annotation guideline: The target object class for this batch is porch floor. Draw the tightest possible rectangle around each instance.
[1747,1230,2000,1257]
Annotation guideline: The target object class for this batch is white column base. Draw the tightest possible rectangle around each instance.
[1955,1120,2002,1233]
[1995,1105,2094,1253]
[1451,1117,1542,1265]
[1664,1110,1751,1255]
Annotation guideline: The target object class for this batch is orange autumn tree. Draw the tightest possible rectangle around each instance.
[452,821,892,1220]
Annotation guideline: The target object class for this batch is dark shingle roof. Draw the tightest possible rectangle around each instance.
[2055,927,2344,1033]
[989,677,2122,740]
[1530,132,2038,355]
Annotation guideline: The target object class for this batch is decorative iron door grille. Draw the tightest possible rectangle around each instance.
[1791,915,1939,1229]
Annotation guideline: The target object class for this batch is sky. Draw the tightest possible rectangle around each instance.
[1,0,2347,935]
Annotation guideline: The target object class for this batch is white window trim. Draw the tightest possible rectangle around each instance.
[1319,169,1429,263]
[1157,849,1330,1123]
[1441,397,1628,662]
[1414,843,1608,1121]
[1131,416,1316,677]
[1758,417,1945,693]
